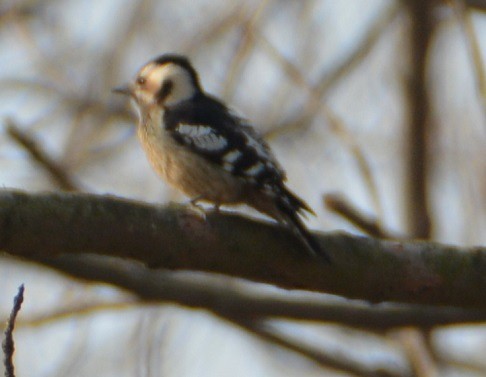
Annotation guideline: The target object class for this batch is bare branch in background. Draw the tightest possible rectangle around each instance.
[221,0,272,100]
[35,254,486,329]
[448,0,486,120]
[233,319,410,377]
[257,5,402,219]
[404,0,435,239]
[5,120,81,191]
[324,193,402,239]
[255,33,386,220]
[322,108,385,219]
[265,2,402,138]
[395,328,440,377]
[183,5,246,54]
[464,0,486,11]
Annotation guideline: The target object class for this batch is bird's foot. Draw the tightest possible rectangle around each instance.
[187,196,207,220]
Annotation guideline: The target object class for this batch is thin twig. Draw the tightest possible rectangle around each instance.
[264,2,402,139]
[222,0,272,100]
[254,6,401,218]
[2,285,25,377]
[256,33,386,219]
[405,0,434,238]
[232,319,409,377]
[324,194,401,239]
[448,0,486,121]
[394,328,439,377]
[5,119,81,191]
[464,0,486,11]
[183,5,245,53]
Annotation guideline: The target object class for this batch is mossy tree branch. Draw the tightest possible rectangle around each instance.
[1,190,486,309]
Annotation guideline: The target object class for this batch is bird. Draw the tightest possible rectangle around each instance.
[113,53,329,262]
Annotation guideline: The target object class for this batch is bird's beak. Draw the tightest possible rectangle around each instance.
[112,84,132,96]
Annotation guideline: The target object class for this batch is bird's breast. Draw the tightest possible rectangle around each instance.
[137,113,178,182]
[136,113,246,203]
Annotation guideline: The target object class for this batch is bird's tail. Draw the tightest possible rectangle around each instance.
[276,188,331,263]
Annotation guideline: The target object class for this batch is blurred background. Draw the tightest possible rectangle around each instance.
[0,0,485,376]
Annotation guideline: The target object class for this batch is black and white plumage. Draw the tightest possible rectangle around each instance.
[113,54,329,261]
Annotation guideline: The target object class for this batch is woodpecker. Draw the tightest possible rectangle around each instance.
[113,54,329,261]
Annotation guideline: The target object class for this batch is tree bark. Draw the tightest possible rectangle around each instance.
[1,190,485,308]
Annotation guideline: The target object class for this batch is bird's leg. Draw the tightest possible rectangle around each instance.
[213,203,221,214]
[189,195,204,208]
[187,196,206,219]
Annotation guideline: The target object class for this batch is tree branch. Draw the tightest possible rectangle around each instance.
[232,319,409,377]
[5,120,80,191]
[324,193,401,239]
[405,0,435,239]
[464,0,486,11]
[35,255,486,329]
[1,190,486,308]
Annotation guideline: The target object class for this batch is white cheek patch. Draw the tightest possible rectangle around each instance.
[144,64,166,90]
[154,64,195,106]
[177,124,228,151]
[137,63,196,106]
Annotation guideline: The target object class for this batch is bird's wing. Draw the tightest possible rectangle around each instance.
[164,97,286,188]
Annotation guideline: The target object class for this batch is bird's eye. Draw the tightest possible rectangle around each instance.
[136,77,146,85]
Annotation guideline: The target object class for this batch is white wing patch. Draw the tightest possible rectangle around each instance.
[244,161,265,177]
[223,149,242,163]
[222,149,243,172]
[177,124,228,151]
[263,183,278,197]
[244,133,269,158]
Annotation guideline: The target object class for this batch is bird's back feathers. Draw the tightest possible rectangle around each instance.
[164,94,286,188]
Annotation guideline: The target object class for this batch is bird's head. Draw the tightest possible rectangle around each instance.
[113,54,202,109]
